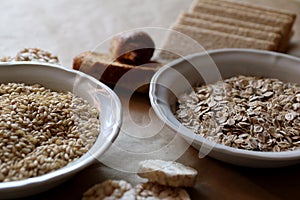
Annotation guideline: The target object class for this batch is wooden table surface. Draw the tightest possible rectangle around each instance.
[1,0,300,199]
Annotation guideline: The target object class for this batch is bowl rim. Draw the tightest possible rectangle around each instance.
[149,48,300,160]
[0,62,122,189]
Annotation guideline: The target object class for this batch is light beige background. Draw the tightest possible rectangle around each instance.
[1,0,299,66]
[0,0,300,200]
[0,0,193,65]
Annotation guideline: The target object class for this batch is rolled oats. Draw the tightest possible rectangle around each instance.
[176,75,300,152]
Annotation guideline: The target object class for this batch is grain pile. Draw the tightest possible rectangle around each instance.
[0,48,59,64]
[176,76,300,152]
[0,83,100,182]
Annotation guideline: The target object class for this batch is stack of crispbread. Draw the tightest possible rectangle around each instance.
[158,0,296,61]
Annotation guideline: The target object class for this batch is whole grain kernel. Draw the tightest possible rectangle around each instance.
[0,83,100,182]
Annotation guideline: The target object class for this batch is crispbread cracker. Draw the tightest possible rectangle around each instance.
[196,0,296,21]
[177,24,277,49]
[159,24,277,60]
[192,3,293,36]
[178,14,281,49]
[182,12,282,35]
[173,24,276,50]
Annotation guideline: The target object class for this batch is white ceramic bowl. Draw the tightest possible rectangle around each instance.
[150,49,300,168]
[0,62,122,199]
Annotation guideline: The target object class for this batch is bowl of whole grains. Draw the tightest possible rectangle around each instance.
[0,62,122,198]
[150,49,300,168]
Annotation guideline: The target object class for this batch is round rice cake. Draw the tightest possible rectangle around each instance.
[137,160,198,187]
[82,179,135,200]
[135,182,190,200]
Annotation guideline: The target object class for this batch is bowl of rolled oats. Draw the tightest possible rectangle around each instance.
[0,62,122,198]
[150,49,300,168]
